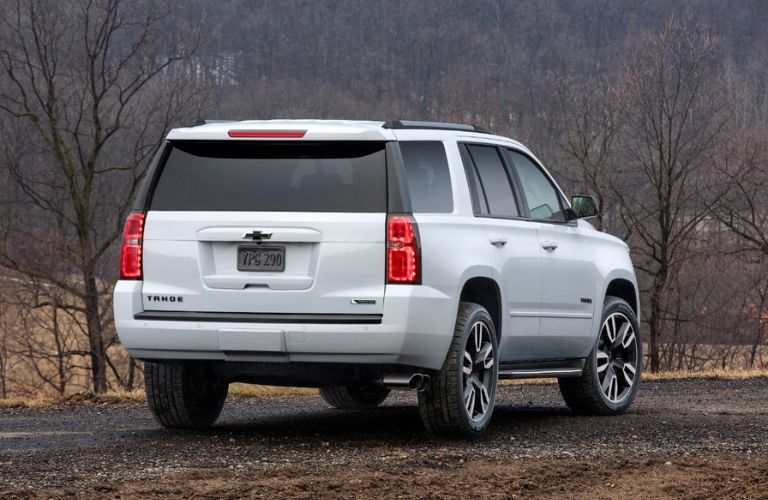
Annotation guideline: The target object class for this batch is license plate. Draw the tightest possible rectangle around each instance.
[237,246,285,272]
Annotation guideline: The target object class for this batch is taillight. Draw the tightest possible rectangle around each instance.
[120,212,145,279]
[228,130,306,138]
[387,215,420,284]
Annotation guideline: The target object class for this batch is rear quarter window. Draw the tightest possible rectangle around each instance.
[465,144,520,218]
[399,141,453,213]
[149,141,386,212]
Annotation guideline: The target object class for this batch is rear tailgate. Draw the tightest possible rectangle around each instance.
[140,139,389,316]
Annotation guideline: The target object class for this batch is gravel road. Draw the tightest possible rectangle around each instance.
[1,378,767,498]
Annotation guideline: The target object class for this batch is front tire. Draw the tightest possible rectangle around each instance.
[418,302,499,437]
[559,296,642,415]
[319,382,391,410]
[144,362,228,429]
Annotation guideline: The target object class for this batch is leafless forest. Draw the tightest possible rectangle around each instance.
[0,0,766,397]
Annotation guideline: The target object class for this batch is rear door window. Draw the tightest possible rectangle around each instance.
[465,144,520,218]
[399,141,453,213]
[150,141,386,212]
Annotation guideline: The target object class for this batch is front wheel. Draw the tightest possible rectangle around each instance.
[559,296,642,415]
[418,302,499,436]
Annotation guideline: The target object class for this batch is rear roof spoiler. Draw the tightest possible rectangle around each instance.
[190,119,237,127]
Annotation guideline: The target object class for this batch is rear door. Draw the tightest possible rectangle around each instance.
[459,143,543,361]
[141,140,387,315]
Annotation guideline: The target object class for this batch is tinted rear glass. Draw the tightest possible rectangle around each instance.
[466,145,520,217]
[150,141,386,212]
[399,141,453,213]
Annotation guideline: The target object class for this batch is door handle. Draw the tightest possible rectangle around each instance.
[541,240,558,251]
[489,237,507,247]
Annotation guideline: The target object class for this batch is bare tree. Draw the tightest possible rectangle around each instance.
[12,288,79,396]
[554,74,620,231]
[0,0,206,392]
[0,295,12,399]
[611,18,729,372]
[717,136,768,257]
[742,257,768,368]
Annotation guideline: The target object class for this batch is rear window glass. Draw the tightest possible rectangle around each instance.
[465,144,520,217]
[150,141,386,212]
[399,141,453,213]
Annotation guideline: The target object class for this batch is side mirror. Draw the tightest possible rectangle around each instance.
[570,195,599,219]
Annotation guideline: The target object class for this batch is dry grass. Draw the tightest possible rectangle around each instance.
[500,378,556,385]
[0,389,146,409]
[0,385,316,408]
[228,383,317,397]
[642,368,768,381]
[0,395,57,409]
[499,368,768,386]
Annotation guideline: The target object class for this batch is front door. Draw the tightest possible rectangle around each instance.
[535,222,596,357]
[504,149,596,359]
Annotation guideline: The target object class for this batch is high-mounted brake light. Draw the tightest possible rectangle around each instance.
[228,130,307,138]
[120,212,145,280]
[387,215,420,284]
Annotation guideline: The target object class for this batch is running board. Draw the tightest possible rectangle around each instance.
[498,359,585,380]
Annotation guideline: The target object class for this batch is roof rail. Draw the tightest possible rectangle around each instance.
[382,120,491,134]
[190,119,237,127]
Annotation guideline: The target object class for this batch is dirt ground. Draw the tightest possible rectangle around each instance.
[1,378,767,499]
[82,456,768,499]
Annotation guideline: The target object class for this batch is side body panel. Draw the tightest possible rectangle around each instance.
[482,218,543,361]
[535,220,597,358]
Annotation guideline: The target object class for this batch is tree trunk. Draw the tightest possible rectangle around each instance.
[127,358,136,391]
[648,270,667,373]
[648,299,661,373]
[52,306,67,396]
[83,272,107,393]
[0,354,5,399]
[750,325,763,369]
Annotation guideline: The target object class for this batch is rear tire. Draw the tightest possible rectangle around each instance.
[418,302,498,437]
[319,382,390,410]
[558,296,642,415]
[144,362,228,429]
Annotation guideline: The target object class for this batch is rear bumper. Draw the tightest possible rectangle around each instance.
[113,281,458,370]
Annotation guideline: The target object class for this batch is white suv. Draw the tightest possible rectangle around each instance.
[113,119,642,436]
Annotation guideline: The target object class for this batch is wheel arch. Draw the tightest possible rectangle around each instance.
[459,276,502,342]
[604,278,638,317]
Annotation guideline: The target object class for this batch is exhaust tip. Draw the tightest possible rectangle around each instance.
[408,373,430,391]
[380,373,430,391]
[408,374,423,390]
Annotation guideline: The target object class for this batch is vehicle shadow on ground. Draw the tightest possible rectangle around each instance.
[203,402,576,443]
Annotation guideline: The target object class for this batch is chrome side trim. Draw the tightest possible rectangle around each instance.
[498,368,583,379]
[508,311,593,319]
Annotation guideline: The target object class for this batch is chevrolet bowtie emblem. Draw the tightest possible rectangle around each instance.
[243,230,272,240]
